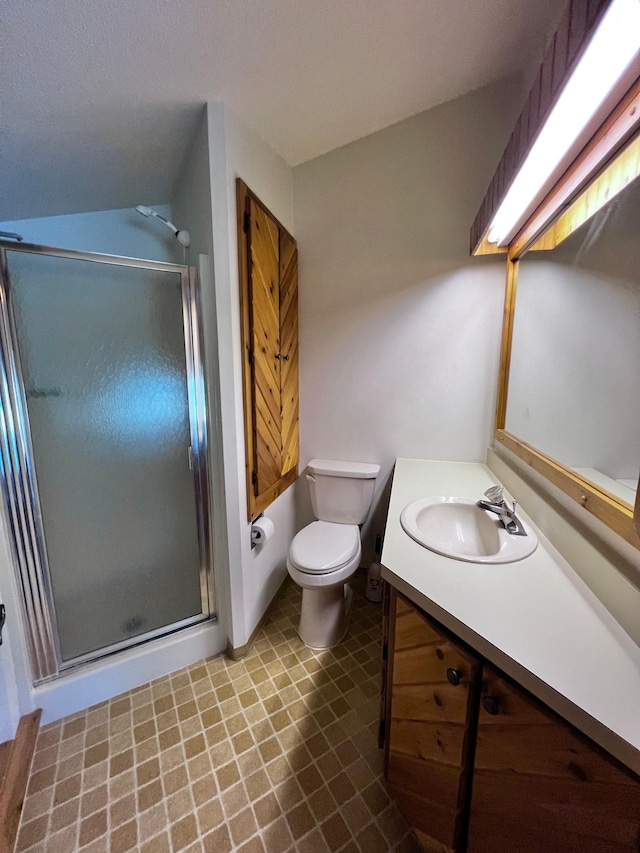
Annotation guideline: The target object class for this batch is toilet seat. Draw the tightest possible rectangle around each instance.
[288,521,359,574]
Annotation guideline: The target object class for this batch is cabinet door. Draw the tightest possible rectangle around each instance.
[386,591,481,853]
[468,664,640,853]
[237,180,299,520]
[249,197,282,496]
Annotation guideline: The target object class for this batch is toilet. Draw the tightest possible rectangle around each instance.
[287,459,380,649]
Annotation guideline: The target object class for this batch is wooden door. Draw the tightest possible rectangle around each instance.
[238,179,299,521]
[468,664,640,853]
[249,197,282,496]
[385,591,481,853]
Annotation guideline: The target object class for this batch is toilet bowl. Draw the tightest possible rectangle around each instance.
[287,459,380,649]
[287,521,361,649]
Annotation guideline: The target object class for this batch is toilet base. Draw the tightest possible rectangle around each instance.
[298,583,354,650]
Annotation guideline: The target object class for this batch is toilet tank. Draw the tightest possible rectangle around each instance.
[307,459,380,524]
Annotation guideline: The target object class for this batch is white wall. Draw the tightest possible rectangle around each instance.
[207,103,297,648]
[293,78,524,563]
[0,205,179,261]
[172,110,215,264]
[0,622,20,742]
[0,506,32,739]
[171,109,232,646]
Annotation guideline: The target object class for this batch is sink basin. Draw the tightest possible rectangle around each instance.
[400,496,538,564]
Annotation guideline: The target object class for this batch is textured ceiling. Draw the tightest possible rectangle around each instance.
[1,0,562,221]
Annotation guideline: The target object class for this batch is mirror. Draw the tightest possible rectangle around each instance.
[505,174,640,510]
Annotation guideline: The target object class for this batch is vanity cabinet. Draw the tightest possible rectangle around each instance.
[384,590,481,853]
[469,665,640,853]
[382,588,640,853]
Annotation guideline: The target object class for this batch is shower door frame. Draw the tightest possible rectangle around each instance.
[0,240,216,683]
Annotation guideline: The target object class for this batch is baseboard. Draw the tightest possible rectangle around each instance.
[226,575,291,661]
[0,709,41,853]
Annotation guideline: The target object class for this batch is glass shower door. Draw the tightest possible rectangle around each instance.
[2,248,210,668]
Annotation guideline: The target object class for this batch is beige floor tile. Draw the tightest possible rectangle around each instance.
[17,576,412,852]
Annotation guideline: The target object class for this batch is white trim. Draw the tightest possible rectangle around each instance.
[35,619,224,725]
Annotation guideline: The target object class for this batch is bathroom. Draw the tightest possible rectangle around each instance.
[1,0,640,850]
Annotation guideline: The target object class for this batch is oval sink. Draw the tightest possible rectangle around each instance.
[400,496,538,564]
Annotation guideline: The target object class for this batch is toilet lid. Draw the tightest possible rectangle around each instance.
[289,521,360,574]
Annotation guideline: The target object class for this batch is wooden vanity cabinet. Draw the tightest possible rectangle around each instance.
[382,588,640,853]
[469,664,640,853]
[384,590,481,853]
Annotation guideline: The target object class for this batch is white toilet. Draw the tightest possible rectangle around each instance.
[287,459,380,649]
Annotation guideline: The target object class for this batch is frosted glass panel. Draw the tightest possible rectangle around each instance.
[6,251,203,661]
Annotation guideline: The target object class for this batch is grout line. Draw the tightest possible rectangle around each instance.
[14,581,412,853]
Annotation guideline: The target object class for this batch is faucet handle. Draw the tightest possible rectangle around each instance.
[484,485,504,503]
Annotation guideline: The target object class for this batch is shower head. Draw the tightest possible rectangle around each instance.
[175,230,191,248]
[134,205,190,248]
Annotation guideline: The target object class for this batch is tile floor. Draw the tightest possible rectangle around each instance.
[16,576,420,852]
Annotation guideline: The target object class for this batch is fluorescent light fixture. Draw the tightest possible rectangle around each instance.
[487,0,640,245]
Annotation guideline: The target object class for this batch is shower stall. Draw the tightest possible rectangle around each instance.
[0,240,215,683]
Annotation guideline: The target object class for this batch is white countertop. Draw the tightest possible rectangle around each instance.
[381,458,640,775]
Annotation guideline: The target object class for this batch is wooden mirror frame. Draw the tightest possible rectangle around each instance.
[494,126,640,549]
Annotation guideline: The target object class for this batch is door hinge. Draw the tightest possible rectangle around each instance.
[251,471,258,486]
[248,349,254,365]
[243,211,250,233]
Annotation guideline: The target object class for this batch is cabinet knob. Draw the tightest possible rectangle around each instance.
[446,668,463,687]
[481,695,500,716]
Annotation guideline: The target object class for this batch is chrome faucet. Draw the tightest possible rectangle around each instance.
[476,485,527,536]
